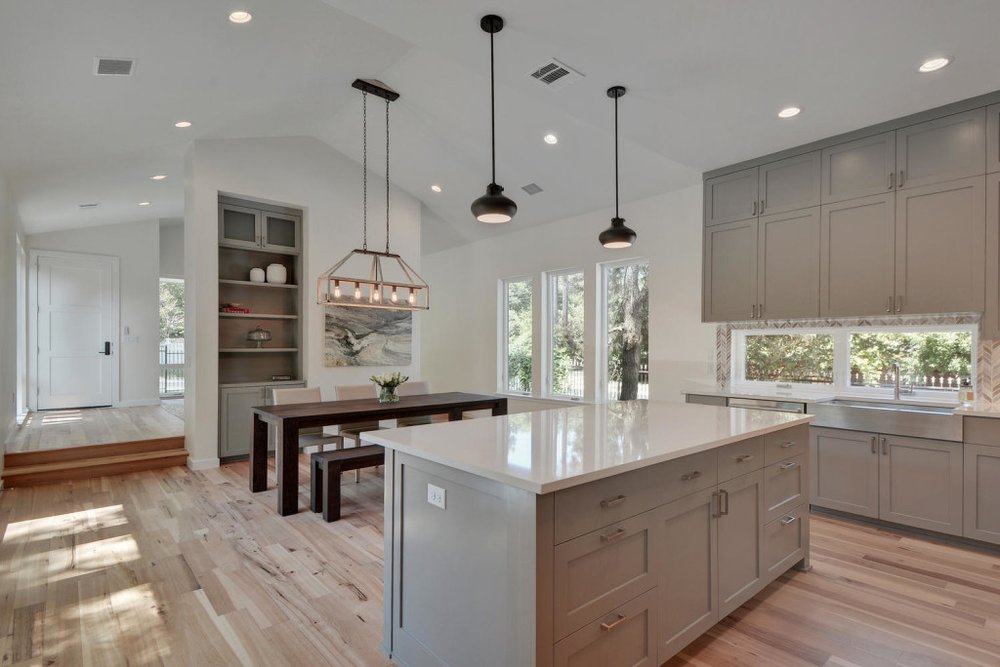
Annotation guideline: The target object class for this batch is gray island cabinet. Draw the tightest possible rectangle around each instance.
[364,400,813,667]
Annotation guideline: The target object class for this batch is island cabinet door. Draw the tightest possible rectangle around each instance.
[553,509,658,641]
[717,470,765,617]
[656,487,718,663]
[553,589,658,667]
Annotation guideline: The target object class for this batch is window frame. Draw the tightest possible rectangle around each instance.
[598,257,650,402]
[544,267,587,400]
[732,323,977,400]
[498,276,534,396]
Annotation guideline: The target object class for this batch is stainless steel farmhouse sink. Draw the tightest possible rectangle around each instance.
[809,399,962,441]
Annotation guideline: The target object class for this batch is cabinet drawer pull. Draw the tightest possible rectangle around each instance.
[870,436,877,454]
[779,461,798,470]
[736,454,755,463]
[719,489,730,516]
[780,441,796,449]
[681,470,702,481]
[780,515,798,526]
[600,494,627,509]
[881,436,888,456]
[600,613,628,631]
[600,528,628,543]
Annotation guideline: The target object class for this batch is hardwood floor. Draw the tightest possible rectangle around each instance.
[1,458,998,666]
[6,405,185,453]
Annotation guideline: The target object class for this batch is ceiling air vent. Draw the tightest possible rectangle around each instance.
[94,57,135,76]
[78,202,100,209]
[527,58,584,89]
[521,183,543,195]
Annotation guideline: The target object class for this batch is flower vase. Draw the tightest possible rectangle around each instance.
[378,385,399,403]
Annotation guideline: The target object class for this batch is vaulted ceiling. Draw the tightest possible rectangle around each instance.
[3,0,1000,250]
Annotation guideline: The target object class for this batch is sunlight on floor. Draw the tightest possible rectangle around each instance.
[3,504,128,542]
[40,410,83,425]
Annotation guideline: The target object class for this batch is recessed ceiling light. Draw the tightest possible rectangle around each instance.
[229,11,253,24]
[431,184,442,193]
[543,133,558,145]
[150,174,167,181]
[919,57,950,73]
[174,120,192,128]
[778,106,801,119]
[138,201,151,206]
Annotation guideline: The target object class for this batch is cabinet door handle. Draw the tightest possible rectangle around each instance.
[895,295,903,313]
[779,461,798,470]
[870,436,876,454]
[600,613,628,631]
[751,304,757,319]
[899,170,905,188]
[758,303,764,319]
[719,489,730,516]
[888,172,895,190]
[600,494,627,509]
[886,296,892,313]
[681,470,702,481]
[881,437,888,456]
[752,200,758,216]
[736,454,755,463]
[781,515,798,526]
[712,491,721,518]
[780,441,796,449]
[600,528,628,543]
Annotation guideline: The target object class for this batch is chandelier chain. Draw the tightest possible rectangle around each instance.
[362,91,368,251]
[385,97,390,253]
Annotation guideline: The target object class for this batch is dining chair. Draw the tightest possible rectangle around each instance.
[395,381,444,427]
[333,383,384,482]
[270,387,344,453]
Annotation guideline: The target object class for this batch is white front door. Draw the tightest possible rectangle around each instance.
[35,252,118,409]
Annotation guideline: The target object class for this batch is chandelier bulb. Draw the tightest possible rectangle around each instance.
[391,287,398,303]
[373,285,381,302]
[354,283,361,300]
[408,290,416,305]
[333,280,341,298]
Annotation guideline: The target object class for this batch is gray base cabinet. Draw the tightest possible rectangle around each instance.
[963,416,1000,545]
[716,470,765,617]
[219,382,304,458]
[810,427,879,518]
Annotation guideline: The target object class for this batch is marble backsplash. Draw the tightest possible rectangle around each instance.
[715,314,1000,403]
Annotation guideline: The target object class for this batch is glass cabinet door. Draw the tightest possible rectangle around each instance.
[262,213,300,253]
[219,204,261,249]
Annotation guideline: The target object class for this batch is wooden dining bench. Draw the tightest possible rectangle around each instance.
[310,445,385,522]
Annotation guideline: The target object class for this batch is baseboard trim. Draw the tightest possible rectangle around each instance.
[187,456,220,471]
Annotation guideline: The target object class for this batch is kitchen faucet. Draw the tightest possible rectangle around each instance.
[892,363,911,400]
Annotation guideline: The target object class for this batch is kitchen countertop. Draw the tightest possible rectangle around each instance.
[362,400,813,494]
[682,386,837,404]
[953,403,1000,419]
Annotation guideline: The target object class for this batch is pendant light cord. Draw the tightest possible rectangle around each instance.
[362,91,368,251]
[386,98,391,253]
[614,92,620,219]
[490,30,496,184]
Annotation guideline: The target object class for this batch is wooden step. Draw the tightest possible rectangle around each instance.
[2,437,188,488]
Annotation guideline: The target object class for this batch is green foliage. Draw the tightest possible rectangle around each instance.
[159,280,184,340]
[850,332,971,386]
[551,272,585,395]
[745,334,834,384]
[605,264,649,382]
[506,280,533,392]
[370,372,409,388]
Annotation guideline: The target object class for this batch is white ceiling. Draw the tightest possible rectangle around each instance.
[3,0,1000,250]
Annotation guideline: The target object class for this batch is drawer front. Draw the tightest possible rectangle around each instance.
[554,450,717,544]
[764,455,807,523]
[764,425,809,465]
[554,509,658,640]
[763,504,806,580]
[964,416,1000,448]
[718,436,764,482]
[554,589,658,667]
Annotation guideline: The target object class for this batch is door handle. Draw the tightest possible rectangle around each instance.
[780,515,798,526]
[719,489,730,516]
[600,528,628,543]
[751,304,757,319]
[758,303,764,319]
[895,295,903,313]
[600,494,627,509]
[99,341,111,355]
[760,199,766,214]
[752,200,757,216]
[779,461,797,470]
[898,170,906,188]
[886,296,892,313]
[881,437,888,456]
[600,613,628,632]
[870,436,876,454]
[888,172,895,190]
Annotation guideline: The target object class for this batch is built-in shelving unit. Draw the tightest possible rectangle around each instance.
[219,278,298,289]
[218,313,299,320]
[219,348,299,353]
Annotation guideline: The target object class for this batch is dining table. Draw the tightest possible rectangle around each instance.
[249,391,508,515]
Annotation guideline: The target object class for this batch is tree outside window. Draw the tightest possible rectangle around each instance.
[504,279,532,393]
[549,271,585,397]
[604,261,649,400]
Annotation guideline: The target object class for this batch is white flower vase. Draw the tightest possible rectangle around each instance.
[249,267,266,283]
[266,263,287,284]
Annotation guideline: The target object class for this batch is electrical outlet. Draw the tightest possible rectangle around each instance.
[427,483,446,510]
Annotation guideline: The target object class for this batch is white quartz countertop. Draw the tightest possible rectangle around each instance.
[362,400,813,494]
[954,403,1000,419]
[681,386,837,404]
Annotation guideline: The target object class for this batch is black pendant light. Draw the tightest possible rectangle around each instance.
[471,14,517,224]
[599,85,637,249]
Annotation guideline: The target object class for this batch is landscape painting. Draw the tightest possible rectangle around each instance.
[324,306,412,367]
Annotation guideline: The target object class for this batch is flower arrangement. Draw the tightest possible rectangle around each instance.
[371,372,409,403]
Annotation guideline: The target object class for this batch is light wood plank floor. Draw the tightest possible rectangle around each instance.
[6,404,185,453]
[1,459,999,667]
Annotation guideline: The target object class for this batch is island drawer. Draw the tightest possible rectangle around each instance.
[763,455,807,523]
[964,417,1000,447]
[718,436,764,481]
[553,589,658,667]
[553,449,717,544]
[763,504,807,579]
[764,425,809,465]
[553,509,658,640]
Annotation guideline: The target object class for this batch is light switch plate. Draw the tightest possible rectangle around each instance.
[427,483,446,510]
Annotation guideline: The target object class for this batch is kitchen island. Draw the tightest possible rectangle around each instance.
[363,400,814,667]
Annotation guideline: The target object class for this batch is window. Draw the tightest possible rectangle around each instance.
[734,325,975,398]
[501,278,533,394]
[602,260,649,400]
[547,270,585,398]
[159,279,185,396]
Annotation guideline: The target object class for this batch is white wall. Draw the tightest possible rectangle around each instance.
[0,175,24,482]
[184,136,422,468]
[420,184,716,404]
[27,219,161,407]
[159,219,184,279]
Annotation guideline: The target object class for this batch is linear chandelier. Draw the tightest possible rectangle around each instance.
[317,79,429,310]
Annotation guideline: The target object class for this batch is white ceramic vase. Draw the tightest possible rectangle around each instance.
[249,267,266,283]
[266,263,287,284]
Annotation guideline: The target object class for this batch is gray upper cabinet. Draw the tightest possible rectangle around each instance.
[988,104,1000,174]
[985,173,1000,339]
[758,151,821,215]
[757,207,820,319]
[704,167,758,226]
[894,176,985,314]
[219,204,263,251]
[895,109,986,190]
[821,132,896,203]
[879,435,963,536]
[262,211,301,254]
[219,202,301,254]
[703,219,758,322]
[820,194,895,317]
